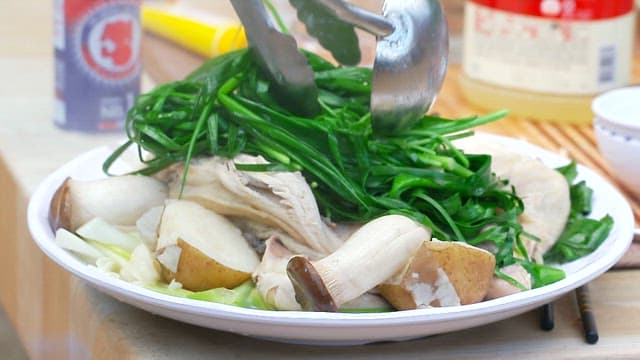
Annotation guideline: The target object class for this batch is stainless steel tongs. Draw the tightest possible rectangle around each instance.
[230,0,448,133]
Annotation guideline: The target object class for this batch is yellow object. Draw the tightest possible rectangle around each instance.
[458,74,595,125]
[141,6,247,58]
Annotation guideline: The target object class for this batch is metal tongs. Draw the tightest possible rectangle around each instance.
[230,0,448,133]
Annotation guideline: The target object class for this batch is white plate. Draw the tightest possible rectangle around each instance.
[27,133,634,346]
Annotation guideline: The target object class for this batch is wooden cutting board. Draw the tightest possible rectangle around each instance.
[141,31,640,267]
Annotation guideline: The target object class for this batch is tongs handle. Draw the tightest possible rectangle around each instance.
[312,0,394,37]
[230,0,319,115]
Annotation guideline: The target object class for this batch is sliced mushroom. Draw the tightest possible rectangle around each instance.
[286,215,431,312]
[230,217,325,260]
[158,155,343,257]
[252,237,302,311]
[49,175,168,231]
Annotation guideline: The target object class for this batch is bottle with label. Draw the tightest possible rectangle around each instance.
[460,0,636,124]
[54,0,142,132]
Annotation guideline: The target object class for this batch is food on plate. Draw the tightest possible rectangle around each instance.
[49,175,168,231]
[338,293,393,313]
[454,138,572,297]
[454,138,571,262]
[252,237,302,310]
[49,41,614,312]
[287,215,431,311]
[120,243,161,285]
[54,216,161,285]
[252,235,394,312]
[485,264,531,300]
[157,154,343,258]
[543,162,614,264]
[54,228,105,263]
[156,200,260,291]
[378,239,495,310]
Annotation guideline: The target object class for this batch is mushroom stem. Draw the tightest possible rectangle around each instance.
[286,215,431,311]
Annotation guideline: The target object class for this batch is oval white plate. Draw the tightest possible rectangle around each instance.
[27,133,634,346]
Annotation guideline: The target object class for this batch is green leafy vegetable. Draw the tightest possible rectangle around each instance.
[188,281,273,309]
[105,48,525,280]
[288,0,361,65]
[521,263,567,289]
[146,283,194,298]
[106,48,612,290]
[147,281,272,309]
[544,215,614,264]
[544,162,614,264]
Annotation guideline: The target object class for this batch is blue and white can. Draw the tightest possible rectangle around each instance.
[54,0,141,132]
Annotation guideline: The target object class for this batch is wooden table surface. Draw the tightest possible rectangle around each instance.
[1,1,639,359]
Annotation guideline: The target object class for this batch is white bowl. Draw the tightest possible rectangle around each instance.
[592,86,640,199]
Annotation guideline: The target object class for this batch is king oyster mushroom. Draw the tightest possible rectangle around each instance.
[251,222,368,311]
[157,155,343,257]
[49,175,169,231]
[253,231,395,311]
[286,215,432,312]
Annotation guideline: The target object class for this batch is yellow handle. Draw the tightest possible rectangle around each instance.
[141,6,247,57]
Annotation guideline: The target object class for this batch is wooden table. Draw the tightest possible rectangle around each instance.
[1,1,639,358]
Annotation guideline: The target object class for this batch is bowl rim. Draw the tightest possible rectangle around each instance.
[592,86,640,133]
[594,120,640,143]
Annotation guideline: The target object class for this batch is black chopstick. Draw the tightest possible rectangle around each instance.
[575,284,599,344]
[539,286,599,344]
[539,303,554,331]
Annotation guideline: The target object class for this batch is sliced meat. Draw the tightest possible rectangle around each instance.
[485,264,532,300]
[455,138,570,262]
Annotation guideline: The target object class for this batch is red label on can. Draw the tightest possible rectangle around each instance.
[55,0,141,132]
[69,0,141,82]
[469,0,634,20]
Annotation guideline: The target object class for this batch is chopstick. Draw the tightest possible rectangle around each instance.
[539,285,599,344]
[539,303,554,331]
[575,285,599,344]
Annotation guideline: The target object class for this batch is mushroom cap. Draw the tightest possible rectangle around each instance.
[49,177,72,231]
[287,255,337,312]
